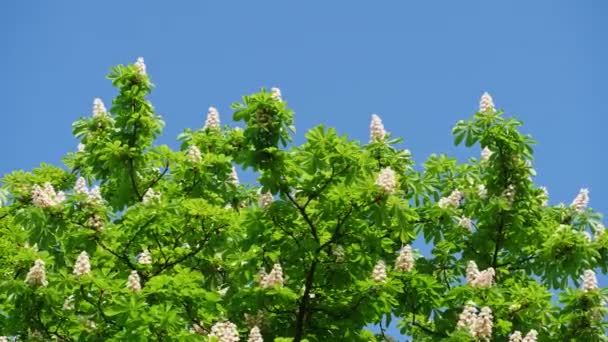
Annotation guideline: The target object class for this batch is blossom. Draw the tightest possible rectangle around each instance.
[74,177,89,195]
[138,249,152,265]
[134,57,146,75]
[466,261,494,288]
[32,182,65,208]
[77,143,86,152]
[92,98,107,118]
[466,261,480,284]
[142,188,161,204]
[25,259,48,287]
[372,260,387,283]
[571,188,589,212]
[481,147,493,162]
[591,222,605,238]
[86,214,104,230]
[333,245,345,262]
[187,145,202,163]
[509,331,523,342]
[126,270,141,292]
[479,92,495,113]
[260,263,284,288]
[271,87,282,101]
[209,321,240,342]
[477,184,488,199]
[581,269,598,292]
[522,330,538,342]
[458,217,473,231]
[204,106,221,130]
[539,186,549,206]
[258,191,273,209]
[247,326,263,342]
[369,114,386,141]
[375,167,397,194]
[457,302,478,330]
[73,251,91,276]
[472,306,493,340]
[0,337,8,342]
[438,189,463,209]
[229,166,239,185]
[503,184,516,206]
[63,295,75,310]
[395,245,415,272]
[89,186,103,204]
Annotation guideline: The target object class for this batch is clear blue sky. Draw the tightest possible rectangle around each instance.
[1,1,606,339]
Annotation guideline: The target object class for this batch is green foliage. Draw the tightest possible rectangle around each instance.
[0,60,606,341]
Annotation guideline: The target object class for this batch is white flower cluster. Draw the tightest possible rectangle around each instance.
[466,261,495,288]
[205,106,221,130]
[142,188,161,204]
[372,260,387,283]
[135,57,146,75]
[581,269,598,292]
[503,184,516,206]
[375,167,397,194]
[571,188,589,212]
[333,245,345,262]
[480,147,493,162]
[369,114,386,142]
[479,92,495,113]
[247,326,263,342]
[63,295,75,310]
[258,191,273,209]
[457,303,493,341]
[209,321,240,342]
[229,167,240,185]
[73,251,91,276]
[509,330,538,342]
[539,186,549,206]
[259,263,284,288]
[458,217,473,231]
[86,214,104,230]
[395,245,415,272]
[0,337,7,342]
[138,249,152,265]
[271,87,282,101]
[26,259,48,287]
[591,222,605,239]
[92,98,107,118]
[187,145,202,163]
[477,185,488,199]
[126,270,141,292]
[438,189,463,209]
[78,143,86,153]
[73,177,103,204]
[32,182,66,208]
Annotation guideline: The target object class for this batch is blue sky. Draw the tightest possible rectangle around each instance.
[1,1,607,339]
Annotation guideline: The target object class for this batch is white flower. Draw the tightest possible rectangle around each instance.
[187,145,202,163]
[481,147,493,162]
[591,222,605,238]
[209,321,240,342]
[458,217,473,231]
[375,167,397,194]
[89,186,103,204]
[395,245,415,272]
[466,261,494,288]
[74,177,89,195]
[571,188,589,212]
[25,259,48,287]
[86,214,104,230]
[204,106,221,130]
[0,337,8,342]
[478,184,488,199]
[260,263,284,288]
[438,189,463,209]
[73,251,91,276]
[466,261,480,284]
[138,249,152,265]
[77,143,86,152]
[135,57,146,75]
[258,191,273,209]
[369,114,386,142]
[271,87,282,101]
[63,295,75,310]
[582,269,598,292]
[503,184,516,206]
[247,326,263,342]
[539,186,549,206]
[522,330,538,342]
[142,188,161,204]
[92,98,107,118]
[479,92,495,113]
[509,331,523,342]
[371,260,387,283]
[472,306,493,340]
[126,270,141,292]
[457,302,478,330]
[229,166,240,185]
[218,286,229,296]
[32,182,65,208]
[333,245,345,262]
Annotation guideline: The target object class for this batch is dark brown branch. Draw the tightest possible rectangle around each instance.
[286,191,319,243]
[294,259,318,342]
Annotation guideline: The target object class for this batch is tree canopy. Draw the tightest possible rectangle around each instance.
[0,58,606,341]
